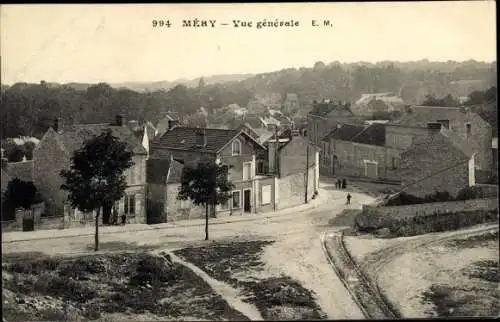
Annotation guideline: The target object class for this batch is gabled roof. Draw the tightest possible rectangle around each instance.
[152,126,266,153]
[396,105,481,127]
[351,123,386,146]
[405,130,474,160]
[322,124,365,142]
[55,124,147,155]
[146,158,184,185]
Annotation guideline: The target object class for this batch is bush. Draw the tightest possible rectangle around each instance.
[129,253,179,286]
[34,273,98,302]
[354,208,393,232]
[456,186,486,201]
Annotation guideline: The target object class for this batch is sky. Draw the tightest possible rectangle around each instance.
[1,2,497,84]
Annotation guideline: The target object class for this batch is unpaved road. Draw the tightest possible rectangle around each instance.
[2,182,375,320]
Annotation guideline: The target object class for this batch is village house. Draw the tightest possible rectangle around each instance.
[268,135,320,209]
[33,115,148,225]
[395,105,493,173]
[147,126,274,222]
[146,125,319,223]
[351,92,405,117]
[397,123,476,198]
[307,99,362,149]
[129,120,157,156]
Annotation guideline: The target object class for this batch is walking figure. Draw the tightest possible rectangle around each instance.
[336,179,342,189]
[342,178,347,189]
[112,206,118,225]
[346,193,352,205]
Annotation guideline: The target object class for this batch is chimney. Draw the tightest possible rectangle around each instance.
[168,120,179,130]
[196,130,207,147]
[54,117,63,133]
[116,115,125,127]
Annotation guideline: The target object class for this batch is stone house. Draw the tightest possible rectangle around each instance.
[307,100,362,157]
[155,111,181,138]
[351,93,405,117]
[397,124,476,198]
[33,115,148,224]
[396,105,493,172]
[321,123,400,180]
[148,126,275,222]
[268,135,320,210]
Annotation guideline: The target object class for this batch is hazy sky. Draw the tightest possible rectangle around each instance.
[1,2,496,84]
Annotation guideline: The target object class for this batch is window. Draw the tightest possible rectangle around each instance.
[232,191,241,209]
[232,140,241,156]
[466,124,471,137]
[124,194,136,215]
[437,120,450,130]
[243,162,252,180]
[261,185,271,205]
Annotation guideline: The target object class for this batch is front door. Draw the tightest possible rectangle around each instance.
[243,190,251,213]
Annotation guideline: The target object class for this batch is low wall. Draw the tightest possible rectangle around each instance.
[39,216,64,230]
[1,220,18,232]
[363,198,498,221]
[474,184,499,198]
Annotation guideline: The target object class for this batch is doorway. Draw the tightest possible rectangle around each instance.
[243,189,251,213]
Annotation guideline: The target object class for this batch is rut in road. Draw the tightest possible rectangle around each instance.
[164,251,264,321]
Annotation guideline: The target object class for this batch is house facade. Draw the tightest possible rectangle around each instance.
[397,127,476,198]
[396,105,492,172]
[148,126,275,222]
[33,116,148,224]
[268,135,320,210]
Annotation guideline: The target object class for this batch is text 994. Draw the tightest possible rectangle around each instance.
[152,20,172,28]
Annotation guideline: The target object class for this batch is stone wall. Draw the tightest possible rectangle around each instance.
[363,198,498,221]
[277,166,315,210]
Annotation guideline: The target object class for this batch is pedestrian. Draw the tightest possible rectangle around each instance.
[342,178,347,189]
[346,193,352,205]
[121,213,126,225]
[336,179,341,189]
[112,206,118,225]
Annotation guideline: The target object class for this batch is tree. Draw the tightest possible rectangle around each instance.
[2,179,40,221]
[60,129,134,251]
[177,161,234,240]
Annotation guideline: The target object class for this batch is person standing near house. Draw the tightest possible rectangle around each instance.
[112,205,118,225]
[346,193,352,205]
[336,178,341,189]
[342,178,347,189]
[121,212,126,225]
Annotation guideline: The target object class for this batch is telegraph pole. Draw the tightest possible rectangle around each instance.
[305,142,309,204]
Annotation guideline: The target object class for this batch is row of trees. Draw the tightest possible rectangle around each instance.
[1,60,496,139]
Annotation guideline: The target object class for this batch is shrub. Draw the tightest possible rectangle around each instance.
[456,186,486,201]
[354,208,392,232]
[129,253,179,286]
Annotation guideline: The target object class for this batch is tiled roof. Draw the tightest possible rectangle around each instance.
[242,114,263,129]
[253,128,274,143]
[152,127,240,153]
[57,124,147,155]
[5,160,34,182]
[322,124,365,142]
[396,105,467,127]
[146,158,184,184]
[310,102,353,117]
[351,123,387,146]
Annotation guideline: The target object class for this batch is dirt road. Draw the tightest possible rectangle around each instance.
[2,182,375,320]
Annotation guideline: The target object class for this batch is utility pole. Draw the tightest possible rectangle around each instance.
[305,142,309,204]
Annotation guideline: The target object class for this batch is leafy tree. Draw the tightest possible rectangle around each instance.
[60,129,134,251]
[177,161,234,240]
[421,93,459,107]
[2,179,40,221]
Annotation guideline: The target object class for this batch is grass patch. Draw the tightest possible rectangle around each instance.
[174,240,326,320]
[443,230,499,249]
[421,283,499,317]
[463,260,499,283]
[2,251,249,321]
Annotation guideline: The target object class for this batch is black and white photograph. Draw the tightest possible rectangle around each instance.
[1,2,498,320]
